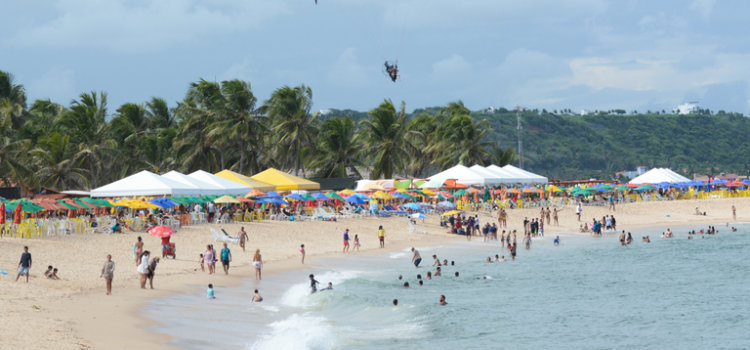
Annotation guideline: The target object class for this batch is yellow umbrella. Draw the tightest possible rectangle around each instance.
[214,195,240,204]
[421,189,437,196]
[339,189,356,195]
[441,210,464,216]
[360,182,386,191]
[546,185,562,192]
[371,191,394,199]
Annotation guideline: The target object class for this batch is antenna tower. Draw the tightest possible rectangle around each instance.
[516,105,523,169]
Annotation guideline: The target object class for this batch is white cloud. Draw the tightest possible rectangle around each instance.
[689,0,717,19]
[4,0,291,52]
[431,54,471,80]
[27,68,76,103]
[327,48,369,87]
[221,56,256,82]
[497,49,568,81]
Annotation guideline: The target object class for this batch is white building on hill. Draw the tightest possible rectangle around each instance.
[678,102,699,115]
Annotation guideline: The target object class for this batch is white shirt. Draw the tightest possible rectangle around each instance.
[606,217,612,226]
[194,204,201,212]
[576,205,582,214]
[208,203,215,213]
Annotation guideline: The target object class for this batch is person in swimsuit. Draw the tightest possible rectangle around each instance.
[732,205,736,220]
[300,244,305,264]
[619,231,626,246]
[576,204,582,222]
[309,274,320,294]
[207,284,215,299]
[545,208,551,225]
[411,247,421,267]
[393,299,398,306]
[204,246,214,274]
[353,234,361,252]
[100,254,115,295]
[553,236,560,246]
[147,257,160,289]
[432,255,441,266]
[438,295,448,305]
[553,209,562,226]
[499,209,507,228]
[499,255,506,262]
[137,251,150,289]
[238,227,249,252]
[434,267,442,276]
[134,237,144,263]
[378,226,386,248]
[252,289,263,302]
[426,271,432,280]
[486,257,493,263]
[320,282,333,291]
[253,249,262,280]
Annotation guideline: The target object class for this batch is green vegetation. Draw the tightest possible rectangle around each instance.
[2,69,746,192]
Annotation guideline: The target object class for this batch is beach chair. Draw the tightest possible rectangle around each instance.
[406,218,428,234]
[210,229,235,244]
[220,229,240,244]
[215,212,229,225]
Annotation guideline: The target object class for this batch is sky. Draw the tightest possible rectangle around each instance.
[2,0,750,115]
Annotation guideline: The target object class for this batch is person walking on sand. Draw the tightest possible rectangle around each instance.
[147,257,160,289]
[220,243,232,275]
[204,245,214,274]
[238,227,249,252]
[343,229,350,253]
[300,244,306,264]
[353,234,361,252]
[100,254,115,295]
[134,236,144,263]
[411,247,422,267]
[378,226,386,248]
[499,209,507,228]
[732,205,736,220]
[137,251,150,289]
[15,246,32,283]
[253,249,263,280]
[553,208,562,226]
[609,194,615,211]
[576,203,582,222]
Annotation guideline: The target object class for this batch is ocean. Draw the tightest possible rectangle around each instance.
[144,225,750,350]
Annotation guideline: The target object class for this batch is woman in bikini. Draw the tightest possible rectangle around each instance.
[253,249,263,280]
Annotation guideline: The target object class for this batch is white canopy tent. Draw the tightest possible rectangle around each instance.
[425,165,496,187]
[418,177,450,189]
[469,165,525,184]
[187,170,252,196]
[489,164,548,185]
[91,170,202,197]
[629,168,691,184]
[162,171,227,196]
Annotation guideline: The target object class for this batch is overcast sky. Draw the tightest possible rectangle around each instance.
[2,0,750,114]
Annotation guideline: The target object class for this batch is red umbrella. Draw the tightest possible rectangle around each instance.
[626,184,639,188]
[148,225,175,238]
[14,202,22,224]
[0,201,5,224]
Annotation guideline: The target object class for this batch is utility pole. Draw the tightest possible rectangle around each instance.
[516,105,523,169]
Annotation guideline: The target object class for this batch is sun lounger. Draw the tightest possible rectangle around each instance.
[220,229,240,244]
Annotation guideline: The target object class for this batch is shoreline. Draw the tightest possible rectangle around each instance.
[3,197,749,349]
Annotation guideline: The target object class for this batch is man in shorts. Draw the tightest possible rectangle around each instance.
[238,227,249,252]
[343,229,350,253]
[411,247,421,267]
[16,246,32,283]
[498,209,507,228]
[220,243,232,275]
[207,202,216,223]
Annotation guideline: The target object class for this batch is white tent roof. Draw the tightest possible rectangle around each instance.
[497,164,548,184]
[426,164,495,187]
[629,168,691,184]
[162,171,227,196]
[91,170,202,197]
[187,170,252,195]
[470,165,525,184]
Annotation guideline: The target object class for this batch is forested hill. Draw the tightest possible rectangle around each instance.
[328,107,750,180]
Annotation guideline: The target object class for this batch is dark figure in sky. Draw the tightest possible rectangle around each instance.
[384,61,401,82]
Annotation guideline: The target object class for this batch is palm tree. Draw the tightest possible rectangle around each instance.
[406,113,439,177]
[174,80,225,172]
[207,80,266,174]
[19,99,65,141]
[309,116,363,178]
[146,97,175,129]
[0,70,27,128]
[430,114,494,168]
[487,145,516,166]
[110,102,149,151]
[30,133,90,190]
[267,85,317,176]
[0,100,32,188]
[358,100,411,179]
[55,91,115,187]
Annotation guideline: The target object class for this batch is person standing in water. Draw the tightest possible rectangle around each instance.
[378,226,386,248]
[411,247,422,267]
[309,274,320,294]
[299,244,305,264]
[438,295,448,305]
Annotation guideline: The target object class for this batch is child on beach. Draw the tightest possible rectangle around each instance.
[309,274,320,294]
[48,268,60,280]
[43,265,53,277]
[353,234,361,252]
[207,284,215,299]
[300,244,305,264]
[252,289,263,302]
[199,254,205,272]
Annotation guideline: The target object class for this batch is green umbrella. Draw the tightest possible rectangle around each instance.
[302,194,317,201]
[74,198,93,209]
[635,184,656,190]
[57,199,78,210]
[326,192,345,201]
[453,189,467,196]
[616,185,631,191]
[399,193,417,200]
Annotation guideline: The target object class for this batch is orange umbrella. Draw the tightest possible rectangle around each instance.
[244,190,267,198]
[509,188,521,194]
[522,188,536,193]
[468,188,482,193]
[13,202,22,224]
[444,180,468,189]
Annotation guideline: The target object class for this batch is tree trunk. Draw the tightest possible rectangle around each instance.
[220,149,226,170]
[294,143,300,176]
[89,153,97,188]
[239,139,245,174]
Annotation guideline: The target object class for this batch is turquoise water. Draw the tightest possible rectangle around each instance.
[145,225,750,349]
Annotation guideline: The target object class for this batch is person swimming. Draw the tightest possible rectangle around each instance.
[486,257,492,263]
[553,236,560,246]
[499,256,505,262]
[419,280,423,286]
[320,282,333,291]
[403,282,410,288]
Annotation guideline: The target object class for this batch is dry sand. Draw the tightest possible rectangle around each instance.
[0,197,746,349]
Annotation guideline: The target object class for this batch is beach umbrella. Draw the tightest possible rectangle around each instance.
[326,192,346,201]
[265,191,283,198]
[441,210,464,216]
[403,203,422,210]
[635,184,655,191]
[420,189,437,196]
[214,195,241,204]
[301,194,317,201]
[310,192,329,200]
[13,202,22,224]
[399,193,417,200]
[453,189,467,196]
[625,183,639,188]
[468,188,482,194]
[355,193,372,200]
[418,203,435,209]
[0,201,4,224]
[437,201,457,210]
[508,188,521,194]
[616,185,631,191]
[258,198,289,205]
[148,225,176,238]
[411,213,426,219]
[339,189,356,195]
[344,195,366,205]
[244,190,267,198]
[522,188,536,193]
[359,182,386,191]
[546,185,563,192]
[285,193,307,201]
[438,191,454,198]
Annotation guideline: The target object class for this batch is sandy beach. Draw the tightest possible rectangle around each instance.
[1,197,747,349]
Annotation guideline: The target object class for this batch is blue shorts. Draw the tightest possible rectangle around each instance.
[162,244,170,252]
[413,258,422,267]
[18,267,29,275]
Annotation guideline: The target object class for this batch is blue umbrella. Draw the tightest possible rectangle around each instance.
[257,198,289,205]
[411,213,426,219]
[285,193,306,201]
[265,191,282,198]
[437,202,457,210]
[311,192,329,200]
[355,193,372,200]
[149,198,179,208]
[403,203,422,210]
[391,193,406,199]
[344,195,366,205]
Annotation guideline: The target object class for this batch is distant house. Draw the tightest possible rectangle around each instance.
[483,107,495,114]
[693,173,747,181]
[678,102,699,115]
[581,109,590,116]
[616,166,647,179]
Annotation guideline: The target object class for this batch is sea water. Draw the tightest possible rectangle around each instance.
[144,225,750,349]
